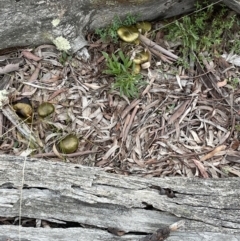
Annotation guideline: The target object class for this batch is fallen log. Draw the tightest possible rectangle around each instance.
[1,1,240,53]
[0,0,197,53]
[0,155,240,240]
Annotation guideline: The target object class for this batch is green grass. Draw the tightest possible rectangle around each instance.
[102,50,145,98]
[163,1,239,66]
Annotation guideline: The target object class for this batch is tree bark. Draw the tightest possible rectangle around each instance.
[0,155,240,240]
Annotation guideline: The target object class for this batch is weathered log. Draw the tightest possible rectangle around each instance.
[0,0,196,53]
[1,0,240,53]
[0,155,240,240]
[1,1,240,53]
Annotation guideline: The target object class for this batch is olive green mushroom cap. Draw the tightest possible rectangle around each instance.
[133,50,150,64]
[13,97,33,119]
[136,21,152,33]
[117,25,139,43]
[59,134,79,154]
[37,102,55,118]
[13,102,33,119]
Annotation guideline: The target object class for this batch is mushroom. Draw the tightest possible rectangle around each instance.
[136,21,152,33]
[133,50,150,64]
[13,97,33,120]
[133,64,141,74]
[37,102,55,118]
[117,25,139,43]
[59,134,79,154]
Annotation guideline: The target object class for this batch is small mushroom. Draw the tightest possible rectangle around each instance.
[133,64,141,74]
[59,134,79,154]
[38,102,55,118]
[117,26,139,43]
[136,21,152,33]
[13,97,33,120]
[133,50,150,64]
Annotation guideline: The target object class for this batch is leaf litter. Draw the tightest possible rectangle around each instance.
[0,19,240,179]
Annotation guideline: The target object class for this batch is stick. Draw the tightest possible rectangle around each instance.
[139,34,179,60]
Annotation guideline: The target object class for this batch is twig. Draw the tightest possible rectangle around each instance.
[142,76,156,96]
[22,82,57,91]
[139,34,179,60]
[147,45,174,63]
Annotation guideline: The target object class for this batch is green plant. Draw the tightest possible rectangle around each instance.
[235,124,240,132]
[59,51,72,65]
[164,1,238,66]
[95,14,139,43]
[229,77,239,89]
[230,39,240,55]
[102,50,145,98]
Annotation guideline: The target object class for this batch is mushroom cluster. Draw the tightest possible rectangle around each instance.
[12,99,79,154]
[13,98,55,121]
[117,21,152,73]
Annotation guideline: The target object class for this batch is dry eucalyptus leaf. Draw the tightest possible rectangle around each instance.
[200,145,227,162]
[22,50,42,61]
[0,63,19,74]
[192,159,209,178]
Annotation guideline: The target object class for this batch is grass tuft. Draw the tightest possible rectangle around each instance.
[102,50,146,98]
